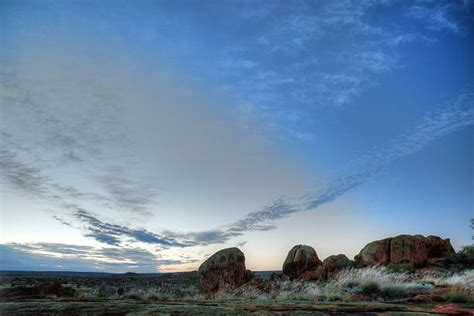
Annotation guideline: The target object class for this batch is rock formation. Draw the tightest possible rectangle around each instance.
[317,254,354,280]
[282,245,322,279]
[198,247,247,293]
[196,234,455,294]
[298,254,354,282]
[355,235,455,267]
[354,237,392,266]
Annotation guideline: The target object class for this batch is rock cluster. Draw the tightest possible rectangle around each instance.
[283,248,354,281]
[198,234,455,293]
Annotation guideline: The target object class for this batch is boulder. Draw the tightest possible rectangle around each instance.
[425,235,455,257]
[355,235,455,268]
[390,235,429,267]
[282,245,322,279]
[317,254,354,280]
[198,247,247,293]
[354,238,391,267]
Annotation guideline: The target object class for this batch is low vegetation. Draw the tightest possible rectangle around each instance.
[1,267,473,304]
[445,245,474,271]
[1,239,473,315]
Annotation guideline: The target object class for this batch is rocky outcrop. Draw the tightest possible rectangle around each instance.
[198,247,247,293]
[354,238,392,266]
[390,235,430,266]
[355,235,455,268]
[317,254,354,280]
[282,245,322,279]
[425,236,455,258]
[299,254,354,282]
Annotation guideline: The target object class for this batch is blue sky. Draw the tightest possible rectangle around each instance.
[0,0,473,272]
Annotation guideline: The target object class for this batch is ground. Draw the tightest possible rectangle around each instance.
[0,271,472,315]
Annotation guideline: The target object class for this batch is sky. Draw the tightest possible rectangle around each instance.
[0,0,473,273]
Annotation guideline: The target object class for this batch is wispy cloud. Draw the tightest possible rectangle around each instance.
[0,145,48,197]
[217,91,474,233]
[97,174,157,217]
[1,1,472,272]
[407,1,470,34]
[195,0,471,139]
[0,70,159,217]
[66,207,188,247]
[56,206,242,247]
[141,91,471,244]
[51,91,474,248]
[0,243,193,272]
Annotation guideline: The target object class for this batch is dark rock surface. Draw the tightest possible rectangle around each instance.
[198,247,247,293]
[355,235,455,267]
[317,254,355,280]
[282,245,322,279]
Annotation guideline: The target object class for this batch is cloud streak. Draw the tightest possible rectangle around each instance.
[68,207,188,247]
[150,91,472,245]
[197,0,471,139]
[49,91,473,248]
[219,91,474,234]
[0,68,159,218]
[0,243,195,272]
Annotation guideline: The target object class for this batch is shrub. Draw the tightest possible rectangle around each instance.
[445,289,469,303]
[74,286,96,299]
[387,262,415,273]
[301,283,322,298]
[359,281,380,296]
[59,286,76,297]
[281,291,310,301]
[379,285,406,300]
[416,279,435,287]
[94,285,117,298]
[445,245,474,271]
[320,282,344,302]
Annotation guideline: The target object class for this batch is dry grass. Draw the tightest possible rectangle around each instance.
[420,269,474,289]
[335,266,409,286]
[1,268,472,303]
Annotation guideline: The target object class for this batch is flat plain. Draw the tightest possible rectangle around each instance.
[1,271,472,315]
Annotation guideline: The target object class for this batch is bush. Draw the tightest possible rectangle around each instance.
[445,245,474,271]
[387,263,415,273]
[379,285,406,300]
[94,285,117,298]
[320,282,344,302]
[282,291,310,301]
[445,290,469,303]
[416,280,435,287]
[359,281,380,296]
[59,286,76,297]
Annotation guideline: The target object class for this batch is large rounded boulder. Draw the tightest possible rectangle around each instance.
[355,235,455,268]
[354,238,391,267]
[198,247,247,293]
[317,254,354,281]
[425,235,455,257]
[390,235,429,266]
[282,245,322,279]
